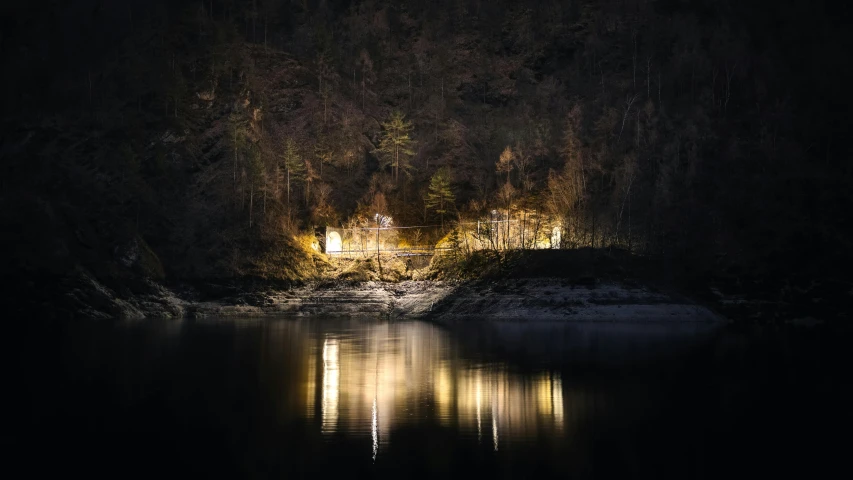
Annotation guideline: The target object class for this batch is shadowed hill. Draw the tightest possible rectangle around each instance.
[1,0,850,321]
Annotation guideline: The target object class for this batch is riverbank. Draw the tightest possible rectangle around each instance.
[38,248,844,326]
[69,276,721,324]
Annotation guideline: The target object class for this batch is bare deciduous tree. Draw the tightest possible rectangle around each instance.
[618,94,639,143]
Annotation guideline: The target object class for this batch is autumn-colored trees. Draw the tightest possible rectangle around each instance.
[496,147,514,185]
[547,107,587,248]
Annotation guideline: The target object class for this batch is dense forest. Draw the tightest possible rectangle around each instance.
[2,0,851,319]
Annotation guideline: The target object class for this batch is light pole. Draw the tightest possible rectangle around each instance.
[375,213,381,276]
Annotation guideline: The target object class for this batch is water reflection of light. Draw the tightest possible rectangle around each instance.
[476,378,482,443]
[304,322,575,448]
[492,410,499,451]
[371,397,378,461]
[306,346,316,418]
[322,338,339,434]
[552,373,564,429]
[435,362,452,424]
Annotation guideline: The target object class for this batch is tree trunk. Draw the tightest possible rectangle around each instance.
[690,62,696,102]
[628,191,633,253]
[646,57,651,98]
[376,223,381,276]
[591,210,596,248]
[637,109,641,147]
[632,32,637,90]
[618,94,638,143]
[658,72,661,105]
[394,144,399,183]
[724,63,735,114]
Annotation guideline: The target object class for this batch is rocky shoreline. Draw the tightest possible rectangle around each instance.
[63,268,724,324]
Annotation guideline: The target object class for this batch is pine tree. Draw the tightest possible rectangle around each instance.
[376,111,415,184]
[447,228,461,264]
[313,135,333,178]
[425,167,455,229]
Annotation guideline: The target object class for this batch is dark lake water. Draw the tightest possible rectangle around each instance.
[7,317,851,479]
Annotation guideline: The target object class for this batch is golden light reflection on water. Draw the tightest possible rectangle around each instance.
[321,338,339,433]
[299,321,571,456]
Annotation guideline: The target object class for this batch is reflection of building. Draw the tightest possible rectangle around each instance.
[302,322,571,456]
[321,338,339,433]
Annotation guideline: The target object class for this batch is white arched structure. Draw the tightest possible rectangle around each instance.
[326,231,342,254]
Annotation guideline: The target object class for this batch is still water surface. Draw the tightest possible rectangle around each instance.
[10,317,850,479]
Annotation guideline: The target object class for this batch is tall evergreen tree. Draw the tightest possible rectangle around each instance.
[376,111,415,184]
[425,167,455,229]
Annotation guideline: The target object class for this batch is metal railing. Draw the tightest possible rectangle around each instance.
[327,245,451,258]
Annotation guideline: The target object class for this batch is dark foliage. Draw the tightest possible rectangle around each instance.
[1,0,850,320]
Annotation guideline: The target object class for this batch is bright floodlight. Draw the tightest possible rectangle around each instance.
[327,231,342,253]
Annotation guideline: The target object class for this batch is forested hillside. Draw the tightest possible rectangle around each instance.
[2,0,851,318]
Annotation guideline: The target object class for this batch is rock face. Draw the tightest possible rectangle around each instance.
[62,273,723,323]
[192,281,450,318]
[425,279,723,323]
[187,279,722,323]
[62,268,185,320]
[62,269,145,320]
